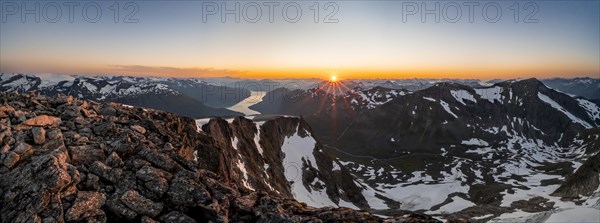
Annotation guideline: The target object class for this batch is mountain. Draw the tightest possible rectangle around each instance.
[335,78,598,157]
[196,116,371,209]
[250,78,600,221]
[541,77,600,100]
[0,92,441,223]
[0,73,244,118]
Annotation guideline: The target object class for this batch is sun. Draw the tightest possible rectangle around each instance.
[329,75,338,82]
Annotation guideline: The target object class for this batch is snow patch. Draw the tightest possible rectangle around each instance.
[538,93,593,128]
[450,90,476,105]
[440,100,458,118]
[475,86,503,103]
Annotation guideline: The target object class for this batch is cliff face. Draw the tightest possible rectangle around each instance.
[200,116,369,209]
[0,92,441,223]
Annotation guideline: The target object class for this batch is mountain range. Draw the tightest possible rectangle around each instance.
[2,73,600,222]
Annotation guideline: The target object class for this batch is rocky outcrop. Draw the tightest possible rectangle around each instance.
[552,152,600,199]
[200,115,370,209]
[0,92,441,223]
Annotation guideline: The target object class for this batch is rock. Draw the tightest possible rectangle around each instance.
[106,197,138,220]
[141,216,160,223]
[3,136,15,145]
[46,129,62,140]
[1,144,9,154]
[120,190,163,217]
[85,173,101,190]
[2,151,20,168]
[21,115,61,127]
[32,127,45,145]
[105,152,124,168]
[65,191,107,221]
[0,105,15,112]
[136,165,170,196]
[69,145,105,166]
[167,175,211,206]
[139,148,176,171]
[160,211,197,223]
[13,142,33,157]
[99,107,117,116]
[130,125,146,134]
[89,161,122,183]
[52,95,73,105]
[93,122,117,136]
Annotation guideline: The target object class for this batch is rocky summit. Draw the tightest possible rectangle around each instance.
[0,92,444,223]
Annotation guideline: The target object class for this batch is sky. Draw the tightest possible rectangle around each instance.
[0,0,599,79]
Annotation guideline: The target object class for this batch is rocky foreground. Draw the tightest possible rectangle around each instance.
[0,92,445,223]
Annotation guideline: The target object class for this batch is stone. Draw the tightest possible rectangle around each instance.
[1,145,9,153]
[0,105,15,112]
[141,216,160,223]
[68,145,105,166]
[167,176,211,206]
[130,125,146,134]
[45,129,62,140]
[120,190,163,217]
[32,127,46,145]
[65,191,107,221]
[136,165,170,196]
[106,196,138,220]
[52,95,73,105]
[89,161,122,183]
[85,173,101,190]
[105,152,124,168]
[61,106,81,119]
[2,151,20,168]
[21,115,61,127]
[160,211,197,223]
[3,136,15,145]
[99,107,117,116]
[13,142,33,157]
[139,148,176,171]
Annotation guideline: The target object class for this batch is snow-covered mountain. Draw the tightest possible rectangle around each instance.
[248,78,600,222]
[540,77,600,100]
[0,73,246,118]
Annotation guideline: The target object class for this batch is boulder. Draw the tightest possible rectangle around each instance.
[21,115,61,127]
[65,191,107,221]
[120,190,163,217]
[2,151,20,168]
[32,127,45,145]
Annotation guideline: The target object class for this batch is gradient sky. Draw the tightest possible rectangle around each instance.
[1,0,599,79]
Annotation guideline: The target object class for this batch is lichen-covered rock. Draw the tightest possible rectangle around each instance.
[136,165,171,196]
[120,190,163,217]
[65,191,107,221]
[89,161,122,183]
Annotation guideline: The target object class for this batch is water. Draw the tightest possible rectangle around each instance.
[227,91,266,115]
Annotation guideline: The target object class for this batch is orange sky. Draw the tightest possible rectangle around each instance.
[1,1,598,80]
